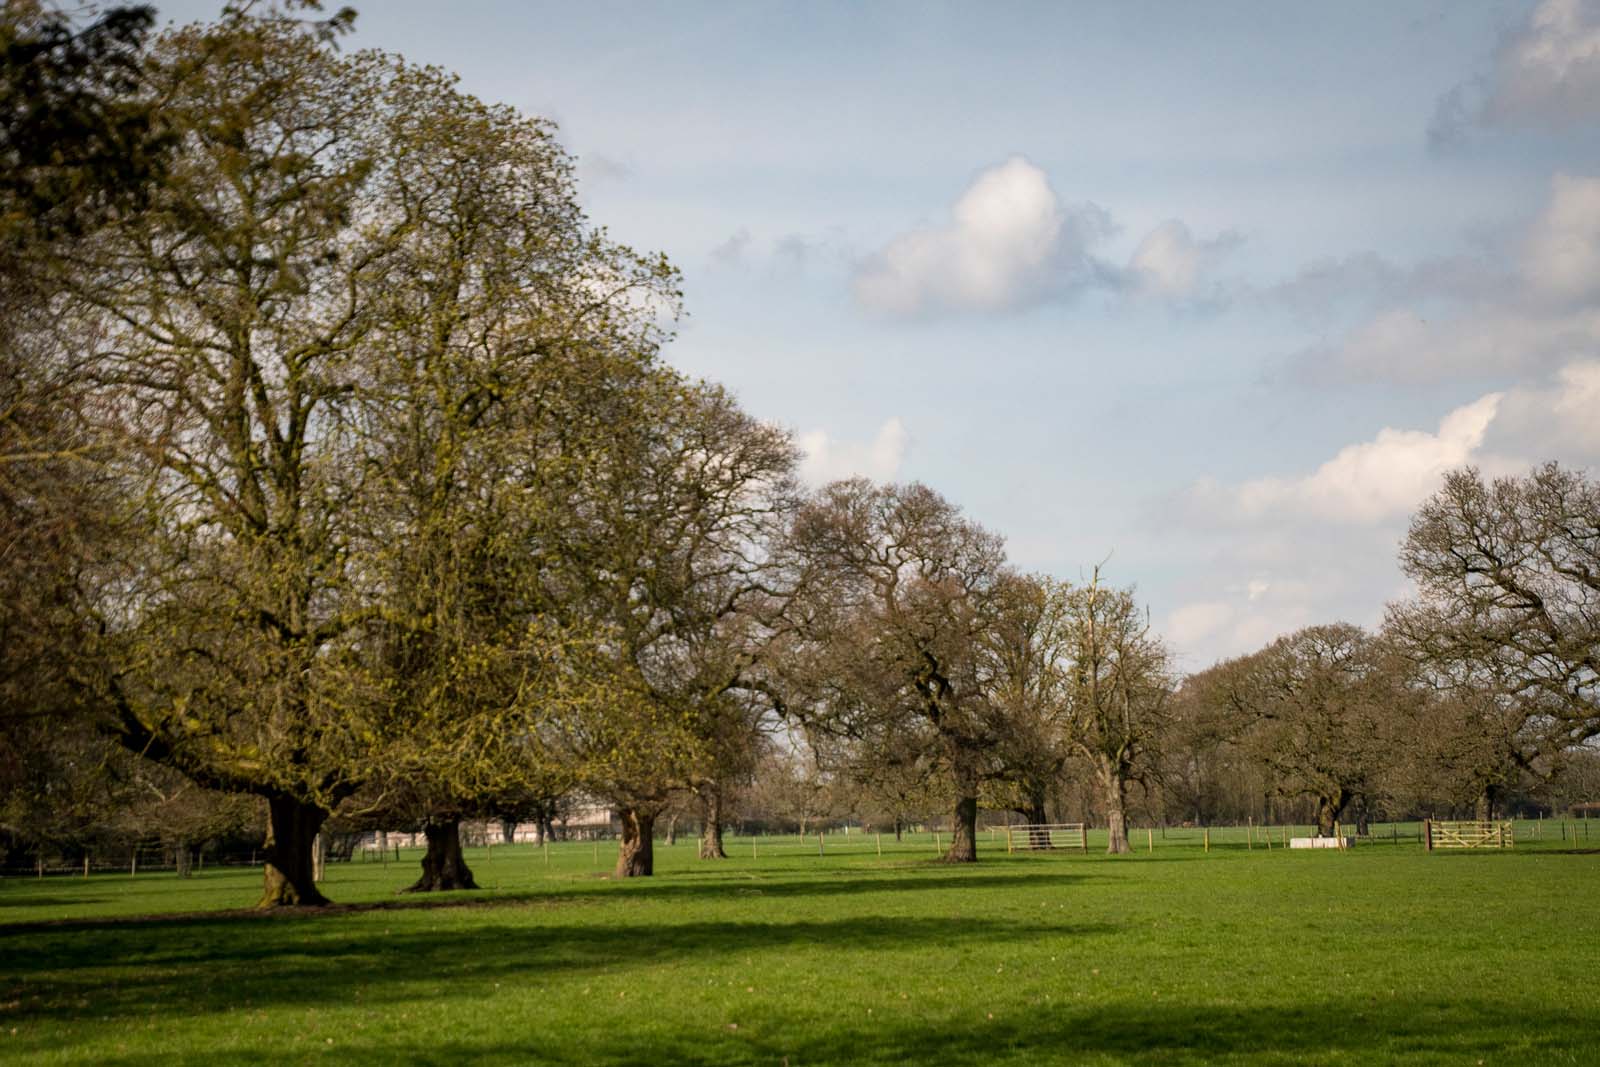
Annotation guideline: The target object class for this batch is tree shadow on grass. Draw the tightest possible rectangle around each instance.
[0,866,1095,936]
[0,895,113,910]
[1,913,1114,1031]
[50,996,1594,1066]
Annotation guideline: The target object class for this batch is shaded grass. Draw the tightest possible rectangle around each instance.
[1,831,1596,1064]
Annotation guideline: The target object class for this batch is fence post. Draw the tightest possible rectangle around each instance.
[131,849,137,877]
[1203,828,1210,853]
[1146,828,1153,854]
[83,853,90,878]
[1424,819,1433,851]
[934,832,941,854]
[1247,818,1253,850]
[876,833,881,857]
[817,833,824,857]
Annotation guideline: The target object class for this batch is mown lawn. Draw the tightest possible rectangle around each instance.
[2,827,1596,1065]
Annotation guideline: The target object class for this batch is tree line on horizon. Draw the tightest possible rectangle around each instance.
[3,2,1597,908]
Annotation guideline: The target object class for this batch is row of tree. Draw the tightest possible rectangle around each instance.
[3,3,1596,907]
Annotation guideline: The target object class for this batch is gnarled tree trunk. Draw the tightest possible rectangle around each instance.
[259,795,330,907]
[1098,758,1130,855]
[615,808,655,877]
[405,818,479,892]
[1315,789,1347,837]
[501,820,517,845]
[1475,785,1496,822]
[1016,791,1050,849]
[698,783,728,859]
[942,749,979,863]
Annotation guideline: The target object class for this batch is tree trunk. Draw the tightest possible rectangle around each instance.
[665,814,677,847]
[1315,790,1346,837]
[405,818,479,892]
[1021,798,1050,849]
[615,808,655,877]
[894,817,902,842]
[540,816,556,843]
[1098,758,1130,855]
[174,837,192,879]
[1475,785,1496,822]
[942,749,979,862]
[501,820,517,845]
[258,795,330,907]
[698,784,728,859]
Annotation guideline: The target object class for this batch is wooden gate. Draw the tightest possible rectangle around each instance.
[1004,823,1088,853]
[1424,820,1514,850]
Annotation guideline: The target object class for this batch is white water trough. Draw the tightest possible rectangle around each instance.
[1289,836,1349,849]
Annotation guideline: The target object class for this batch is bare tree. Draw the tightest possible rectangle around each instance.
[1390,464,1600,757]
[1057,570,1171,854]
[1192,624,1395,837]
[786,480,1009,862]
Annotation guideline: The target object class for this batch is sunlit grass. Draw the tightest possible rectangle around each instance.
[2,823,1596,1064]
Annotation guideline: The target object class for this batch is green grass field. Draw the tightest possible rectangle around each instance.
[3,824,1597,1065]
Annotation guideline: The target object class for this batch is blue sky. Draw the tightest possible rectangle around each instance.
[161,1,1600,668]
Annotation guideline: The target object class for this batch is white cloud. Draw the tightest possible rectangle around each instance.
[1302,174,1600,383]
[1521,174,1600,306]
[1158,361,1600,668]
[798,417,909,484]
[1128,220,1203,297]
[853,156,1113,316]
[1125,220,1240,300]
[1199,393,1501,525]
[1430,0,1600,144]
[1487,358,1600,459]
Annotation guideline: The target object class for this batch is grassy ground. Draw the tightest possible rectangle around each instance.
[2,825,1596,1065]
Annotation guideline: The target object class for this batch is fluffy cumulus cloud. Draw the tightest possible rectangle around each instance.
[1487,358,1600,457]
[1430,0,1600,146]
[853,157,1240,316]
[1188,394,1502,525]
[1160,361,1600,667]
[853,157,1114,316]
[1302,174,1600,383]
[798,417,909,484]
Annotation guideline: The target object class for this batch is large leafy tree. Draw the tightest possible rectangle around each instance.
[542,380,798,877]
[0,1,174,862]
[60,11,673,905]
[347,63,677,892]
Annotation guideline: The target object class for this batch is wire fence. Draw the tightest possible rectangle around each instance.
[8,815,1592,881]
